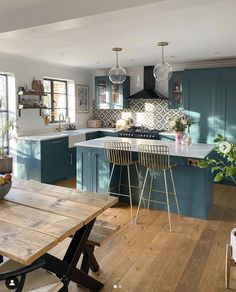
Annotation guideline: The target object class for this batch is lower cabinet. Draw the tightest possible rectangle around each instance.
[159,134,175,142]
[100,131,118,138]
[86,132,101,140]
[77,146,115,193]
[67,147,76,179]
[16,137,69,183]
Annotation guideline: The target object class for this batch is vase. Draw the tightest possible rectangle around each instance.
[175,132,183,144]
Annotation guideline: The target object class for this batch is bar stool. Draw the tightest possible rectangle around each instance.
[135,144,180,232]
[104,141,143,221]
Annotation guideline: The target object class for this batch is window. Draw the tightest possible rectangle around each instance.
[43,78,68,122]
[0,75,9,153]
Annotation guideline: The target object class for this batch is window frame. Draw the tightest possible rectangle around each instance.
[43,78,68,123]
[0,74,9,154]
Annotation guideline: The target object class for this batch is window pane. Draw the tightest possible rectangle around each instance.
[43,94,51,108]
[54,94,67,108]
[53,109,67,121]
[0,112,8,148]
[53,81,66,94]
[0,75,7,110]
[43,80,51,93]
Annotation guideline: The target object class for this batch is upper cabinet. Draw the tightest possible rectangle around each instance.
[221,67,236,143]
[185,69,222,144]
[95,76,130,109]
[168,71,184,109]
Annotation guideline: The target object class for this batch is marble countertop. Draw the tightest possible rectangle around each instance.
[75,136,215,159]
[17,127,118,141]
[159,132,177,136]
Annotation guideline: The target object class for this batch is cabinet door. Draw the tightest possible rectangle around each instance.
[67,147,76,178]
[95,76,110,109]
[77,147,93,191]
[185,69,221,144]
[221,68,236,142]
[99,131,118,138]
[95,76,130,110]
[168,71,184,109]
[77,147,111,193]
[86,131,101,140]
[41,137,68,183]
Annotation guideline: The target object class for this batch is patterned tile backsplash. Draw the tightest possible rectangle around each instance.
[93,99,183,130]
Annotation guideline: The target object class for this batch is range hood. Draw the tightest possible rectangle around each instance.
[127,66,167,99]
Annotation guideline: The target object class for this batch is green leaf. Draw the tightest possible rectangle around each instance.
[211,166,220,173]
[213,137,222,143]
[198,160,209,168]
[214,173,223,182]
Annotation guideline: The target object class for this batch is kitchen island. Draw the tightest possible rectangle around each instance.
[76,137,215,219]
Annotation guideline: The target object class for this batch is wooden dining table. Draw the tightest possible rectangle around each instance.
[0,179,118,291]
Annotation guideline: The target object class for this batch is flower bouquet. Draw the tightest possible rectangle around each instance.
[169,115,193,144]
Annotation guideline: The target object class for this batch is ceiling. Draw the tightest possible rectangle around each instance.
[0,0,235,69]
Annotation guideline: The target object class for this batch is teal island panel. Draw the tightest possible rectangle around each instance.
[76,145,213,219]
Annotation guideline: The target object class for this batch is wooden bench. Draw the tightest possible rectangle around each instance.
[68,219,119,273]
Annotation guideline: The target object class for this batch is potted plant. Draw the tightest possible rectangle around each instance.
[0,116,16,174]
[198,134,236,184]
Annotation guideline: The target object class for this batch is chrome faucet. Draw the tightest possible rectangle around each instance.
[57,113,65,132]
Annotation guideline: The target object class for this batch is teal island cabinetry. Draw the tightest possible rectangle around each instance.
[76,137,215,219]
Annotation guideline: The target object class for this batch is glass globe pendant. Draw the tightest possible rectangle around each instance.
[153,42,173,81]
[109,48,126,84]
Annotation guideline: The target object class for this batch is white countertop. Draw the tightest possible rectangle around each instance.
[17,127,118,141]
[159,132,177,136]
[75,136,215,159]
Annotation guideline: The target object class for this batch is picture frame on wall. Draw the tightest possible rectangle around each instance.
[76,85,89,113]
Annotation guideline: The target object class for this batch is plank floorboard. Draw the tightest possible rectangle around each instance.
[50,180,236,292]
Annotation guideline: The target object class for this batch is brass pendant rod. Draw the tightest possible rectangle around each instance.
[116,51,119,68]
[161,45,165,65]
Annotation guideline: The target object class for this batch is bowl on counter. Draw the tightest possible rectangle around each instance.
[0,181,12,200]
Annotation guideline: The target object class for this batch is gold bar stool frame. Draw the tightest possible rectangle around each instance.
[135,144,180,232]
[104,142,143,221]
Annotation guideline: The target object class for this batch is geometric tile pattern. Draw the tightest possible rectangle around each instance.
[92,99,183,130]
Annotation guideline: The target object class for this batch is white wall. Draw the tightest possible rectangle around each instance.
[0,53,93,134]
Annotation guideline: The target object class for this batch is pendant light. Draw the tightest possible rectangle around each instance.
[109,48,126,84]
[153,42,173,81]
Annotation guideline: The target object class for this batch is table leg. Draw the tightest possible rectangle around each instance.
[43,218,104,291]
[82,244,100,273]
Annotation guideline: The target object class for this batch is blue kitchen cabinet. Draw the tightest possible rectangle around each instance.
[76,146,213,219]
[16,137,69,183]
[159,134,175,141]
[86,131,101,140]
[221,67,236,143]
[99,131,118,138]
[67,147,76,178]
[185,68,223,144]
[77,146,116,193]
[41,137,68,183]
[168,71,184,109]
[95,76,130,110]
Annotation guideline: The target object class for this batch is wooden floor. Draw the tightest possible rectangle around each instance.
[53,178,236,291]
